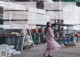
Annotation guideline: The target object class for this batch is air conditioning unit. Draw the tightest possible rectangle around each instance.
[0,50,7,57]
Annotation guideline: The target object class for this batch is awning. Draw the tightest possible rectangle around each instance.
[52,23,73,26]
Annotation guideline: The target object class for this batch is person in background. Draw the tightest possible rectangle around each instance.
[70,33,77,44]
[44,22,61,57]
[40,29,46,43]
[70,33,74,44]
[73,34,77,44]
[62,32,67,45]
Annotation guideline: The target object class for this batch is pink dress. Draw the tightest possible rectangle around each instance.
[46,27,61,50]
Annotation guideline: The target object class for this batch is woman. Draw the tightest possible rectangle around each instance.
[44,22,61,57]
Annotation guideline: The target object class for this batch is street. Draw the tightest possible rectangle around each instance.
[12,43,80,57]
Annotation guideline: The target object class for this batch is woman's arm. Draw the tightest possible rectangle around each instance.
[48,28,55,38]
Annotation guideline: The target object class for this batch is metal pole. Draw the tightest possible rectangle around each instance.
[21,34,24,51]
[21,28,26,51]
[67,26,68,34]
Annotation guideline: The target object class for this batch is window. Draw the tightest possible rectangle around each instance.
[0,20,3,24]
[0,7,3,25]
[62,0,75,2]
[15,0,29,1]
[53,0,59,2]
[36,1,44,9]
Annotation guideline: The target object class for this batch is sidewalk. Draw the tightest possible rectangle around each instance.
[12,43,80,57]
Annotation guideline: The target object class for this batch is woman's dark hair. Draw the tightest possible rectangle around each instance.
[76,34,77,37]
[46,22,50,29]
[45,22,50,34]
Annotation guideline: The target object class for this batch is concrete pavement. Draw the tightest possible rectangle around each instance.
[12,43,80,57]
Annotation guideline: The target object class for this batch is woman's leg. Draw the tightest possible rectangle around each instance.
[44,48,49,56]
[48,49,50,55]
[48,49,53,57]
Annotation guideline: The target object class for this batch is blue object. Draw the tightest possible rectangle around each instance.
[73,36,77,43]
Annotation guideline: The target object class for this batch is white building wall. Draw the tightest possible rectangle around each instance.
[14,2,36,9]
[2,1,80,30]
[44,2,63,20]
[63,2,80,30]
[28,7,49,25]
[3,2,49,29]
[4,11,28,20]
[44,2,63,10]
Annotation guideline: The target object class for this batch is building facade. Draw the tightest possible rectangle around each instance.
[0,0,80,30]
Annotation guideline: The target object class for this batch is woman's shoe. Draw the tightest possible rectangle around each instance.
[48,55,53,57]
[45,56,49,57]
[43,53,45,56]
[43,53,48,57]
